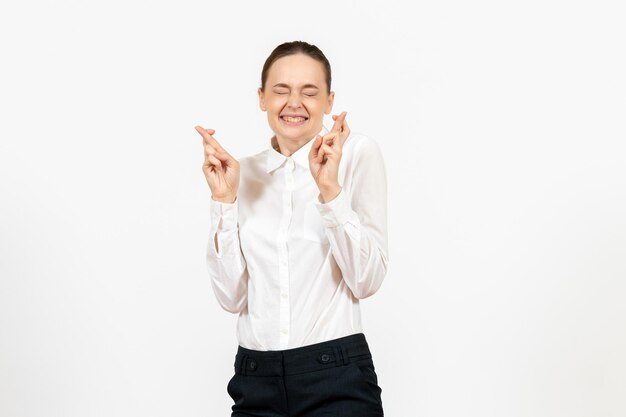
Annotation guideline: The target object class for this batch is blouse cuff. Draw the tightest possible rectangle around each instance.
[313,188,352,228]
[210,196,239,232]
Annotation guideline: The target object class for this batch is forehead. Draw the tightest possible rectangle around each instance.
[266,54,326,87]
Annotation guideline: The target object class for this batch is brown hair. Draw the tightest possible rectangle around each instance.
[260,41,332,94]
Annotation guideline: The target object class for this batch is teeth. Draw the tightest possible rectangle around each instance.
[283,116,306,122]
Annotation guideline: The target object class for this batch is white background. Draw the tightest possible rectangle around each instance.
[1,1,625,416]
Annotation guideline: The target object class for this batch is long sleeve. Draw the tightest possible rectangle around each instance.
[206,196,249,313]
[313,136,389,299]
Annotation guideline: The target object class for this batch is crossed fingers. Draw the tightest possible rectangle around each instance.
[331,111,347,133]
[195,126,235,172]
[329,111,349,147]
[195,126,225,155]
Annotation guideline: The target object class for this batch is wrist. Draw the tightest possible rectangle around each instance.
[212,195,237,204]
[319,184,342,203]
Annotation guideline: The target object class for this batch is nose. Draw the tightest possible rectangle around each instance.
[286,91,303,109]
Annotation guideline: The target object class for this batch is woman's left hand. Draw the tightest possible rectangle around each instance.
[308,111,350,201]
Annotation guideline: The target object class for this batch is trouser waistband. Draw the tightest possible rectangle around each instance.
[233,332,371,377]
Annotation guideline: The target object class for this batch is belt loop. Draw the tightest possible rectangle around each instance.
[333,345,348,366]
[331,346,341,367]
[280,352,285,377]
[240,354,247,376]
[340,343,349,365]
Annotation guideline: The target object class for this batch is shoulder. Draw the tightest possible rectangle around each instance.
[343,131,385,162]
[238,149,266,171]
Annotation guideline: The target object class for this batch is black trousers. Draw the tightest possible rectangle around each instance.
[226,332,384,417]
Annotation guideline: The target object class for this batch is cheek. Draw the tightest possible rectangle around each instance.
[309,100,325,112]
[307,106,323,118]
[269,101,287,113]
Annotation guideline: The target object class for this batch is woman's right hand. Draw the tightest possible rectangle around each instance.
[195,126,240,203]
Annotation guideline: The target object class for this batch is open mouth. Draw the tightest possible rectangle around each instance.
[280,115,309,126]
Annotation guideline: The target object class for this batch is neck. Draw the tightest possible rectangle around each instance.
[272,134,313,157]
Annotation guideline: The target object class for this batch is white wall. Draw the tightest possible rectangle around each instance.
[1,1,624,416]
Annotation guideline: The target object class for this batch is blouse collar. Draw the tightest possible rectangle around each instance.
[265,124,329,173]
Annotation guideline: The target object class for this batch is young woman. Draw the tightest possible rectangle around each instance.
[195,40,389,416]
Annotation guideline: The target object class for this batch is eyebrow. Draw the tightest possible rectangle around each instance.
[272,83,319,90]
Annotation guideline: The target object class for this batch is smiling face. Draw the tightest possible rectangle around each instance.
[258,53,334,150]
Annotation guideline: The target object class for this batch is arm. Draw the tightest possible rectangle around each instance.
[206,196,249,313]
[314,137,389,299]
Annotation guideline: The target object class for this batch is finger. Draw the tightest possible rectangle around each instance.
[315,137,328,162]
[320,143,337,159]
[330,111,347,132]
[207,153,222,169]
[316,144,326,163]
[195,126,215,138]
[309,135,323,157]
[330,135,341,151]
[206,134,231,158]
[204,141,217,155]
[204,134,233,163]
[331,117,349,144]
[322,132,340,146]
[197,128,220,152]
[330,113,343,132]
[213,150,231,163]
[317,143,337,163]
[338,115,348,130]
[332,113,346,121]
[196,126,217,142]
[339,119,350,144]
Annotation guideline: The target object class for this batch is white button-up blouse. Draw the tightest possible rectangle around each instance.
[206,124,389,351]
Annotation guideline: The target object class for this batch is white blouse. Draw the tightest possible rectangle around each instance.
[206,123,389,350]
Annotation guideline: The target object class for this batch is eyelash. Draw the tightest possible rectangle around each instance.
[275,92,316,97]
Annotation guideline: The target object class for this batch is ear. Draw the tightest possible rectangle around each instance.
[324,91,335,115]
[258,87,266,112]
